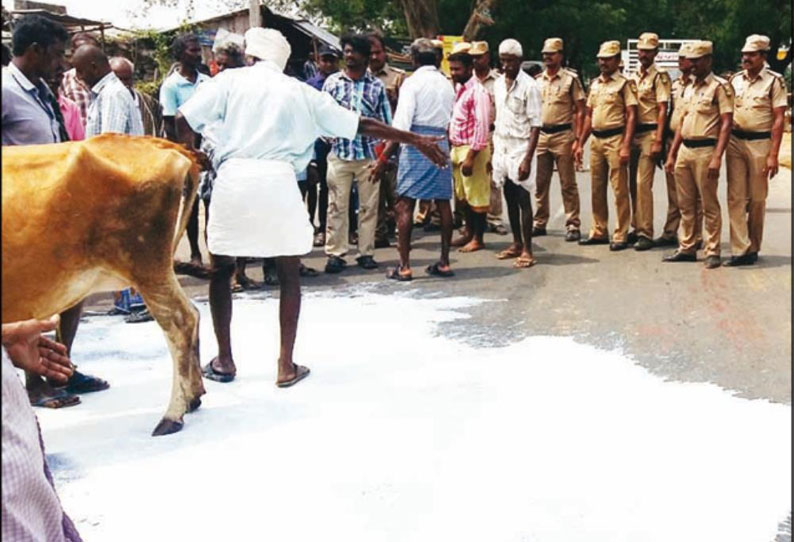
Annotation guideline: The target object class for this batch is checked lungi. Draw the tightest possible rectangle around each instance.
[396,124,452,201]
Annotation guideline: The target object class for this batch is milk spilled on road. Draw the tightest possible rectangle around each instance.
[35,287,791,542]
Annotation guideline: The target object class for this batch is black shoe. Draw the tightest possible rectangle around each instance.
[565,230,581,242]
[356,255,379,270]
[374,238,390,249]
[653,235,678,247]
[578,236,609,246]
[723,254,755,267]
[634,237,654,251]
[324,256,347,274]
[748,252,758,263]
[663,250,697,263]
[609,242,628,251]
[704,255,721,269]
[532,226,547,236]
[627,231,639,245]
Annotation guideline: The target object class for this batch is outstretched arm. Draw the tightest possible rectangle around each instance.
[358,117,447,167]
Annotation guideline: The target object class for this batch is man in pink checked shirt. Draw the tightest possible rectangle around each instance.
[448,46,494,253]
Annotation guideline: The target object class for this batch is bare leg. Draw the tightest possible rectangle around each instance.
[395,196,415,270]
[436,199,453,269]
[459,208,486,252]
[503,180,525,251]
[208,253,236,375]
[274,256,309,385]
[187,198,202,265]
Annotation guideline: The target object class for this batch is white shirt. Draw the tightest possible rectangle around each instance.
[85,71,144,137]
[391,65,455,131]
[493,69,542,140]
[179,60,360,173]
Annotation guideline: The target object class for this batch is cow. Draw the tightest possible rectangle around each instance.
[2,133,205,436]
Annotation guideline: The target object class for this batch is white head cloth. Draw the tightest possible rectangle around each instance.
[244,27,291,71]
[498,39,523,57]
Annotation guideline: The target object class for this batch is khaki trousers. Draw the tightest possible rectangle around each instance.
[726,136,771,256]
[628,131,656,239]
[589,133,631,242]
[674,145,721,257]
[325,154,380,258]
[534,130,581,231]
[662,137,703,242]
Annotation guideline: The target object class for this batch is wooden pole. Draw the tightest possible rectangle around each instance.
[248,0,261,29]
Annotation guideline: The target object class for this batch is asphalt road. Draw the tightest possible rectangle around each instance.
[85,159,792,407]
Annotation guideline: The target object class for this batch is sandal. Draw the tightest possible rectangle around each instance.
[496,246,522,260]
[513,255,537,269]
[386,266,413,282]
[31,390,81,409]
[202,359,235,383]
[276,365,311,388]
[65,370,110,394]
[426,262,455,277]
[299,264,319,277]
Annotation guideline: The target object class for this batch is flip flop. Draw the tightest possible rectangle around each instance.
[31,390,81,409]
[386,266,413,282]
[202,361,235,383]
[276,365,311,388]
[426,262,455,277]
[513,256,537,269]
[299,264,319,277]
[230,281,245,293]
[65,371,109,394]
[496,247,522,260]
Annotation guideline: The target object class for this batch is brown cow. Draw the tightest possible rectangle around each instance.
[2,133,205,436]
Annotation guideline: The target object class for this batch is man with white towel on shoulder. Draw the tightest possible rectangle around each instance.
[175,28,447,387]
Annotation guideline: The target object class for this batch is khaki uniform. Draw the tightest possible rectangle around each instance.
[477,69,505,228]
[372,64,406,244]
[628,64,671,240]
[674,72,733,257]
[534,68,584,232]
[726,69,787,255]
[586,72,638,242]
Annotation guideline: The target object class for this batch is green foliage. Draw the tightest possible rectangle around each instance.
[128,22,199,98]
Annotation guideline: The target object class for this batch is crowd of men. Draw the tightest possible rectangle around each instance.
[0,12,789,541]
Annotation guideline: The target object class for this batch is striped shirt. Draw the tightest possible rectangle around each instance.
[449,75,492,151]
[85,71,144,137]
[323,70,391,161]
[59,69,91,126]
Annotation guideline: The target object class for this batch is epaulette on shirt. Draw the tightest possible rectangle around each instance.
[389,66,406,75]
[714,74,733,97]
[657,69,671,86]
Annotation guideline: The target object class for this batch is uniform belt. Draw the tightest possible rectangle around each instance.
[540,123,572,134]
[636,123,658,134]
[731,129,771,141]
[591,127,624,138]
[682,139,717,148]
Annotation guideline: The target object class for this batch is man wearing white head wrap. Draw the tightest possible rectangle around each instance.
[173,29,447,387]
[244,27,291,71]
[492,38,543,268]
[498,38,523,58]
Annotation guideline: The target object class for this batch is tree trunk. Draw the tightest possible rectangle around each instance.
[462,0,498,41]
[398,0,440,39]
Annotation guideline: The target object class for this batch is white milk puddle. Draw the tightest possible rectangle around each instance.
[35,288,790,542]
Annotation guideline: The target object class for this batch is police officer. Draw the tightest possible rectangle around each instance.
[628,32,671,251]
[664,41,733,269]
[369,33,406,248]
[724,34,788,266]
[534,37,585,242]
[575,40,638,250]
[656,42,704,248]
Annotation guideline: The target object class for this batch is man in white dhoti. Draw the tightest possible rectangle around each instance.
[176,28,446,386]
[492,39,543,268]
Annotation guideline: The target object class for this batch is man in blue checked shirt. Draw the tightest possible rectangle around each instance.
[322,34,392,273]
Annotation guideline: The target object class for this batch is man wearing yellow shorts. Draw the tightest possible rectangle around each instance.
[448,47,493,253]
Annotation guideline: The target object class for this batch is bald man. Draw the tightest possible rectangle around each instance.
[72,45,143,137]
[110,56,163,137]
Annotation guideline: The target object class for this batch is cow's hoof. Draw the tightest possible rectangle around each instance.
[188,397,202,412]
[152,418,184,436]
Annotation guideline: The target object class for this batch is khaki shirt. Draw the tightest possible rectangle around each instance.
[680,72,733,140]
[669,74,692,134]
[372,63,406,111]
[537,68,585,126]
[630,64,671,125]
[476,68,499,127]
[586,71,638,131]
[729,68,787,132]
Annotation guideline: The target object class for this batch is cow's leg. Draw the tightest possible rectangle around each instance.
[135,272,204,436]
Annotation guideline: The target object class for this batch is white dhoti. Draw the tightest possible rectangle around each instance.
[207,158,313,257]
[492,135,537,193]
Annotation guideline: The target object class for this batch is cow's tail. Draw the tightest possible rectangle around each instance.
[173,157,201,255]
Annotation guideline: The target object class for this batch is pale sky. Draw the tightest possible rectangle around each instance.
[2,0,254,30]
